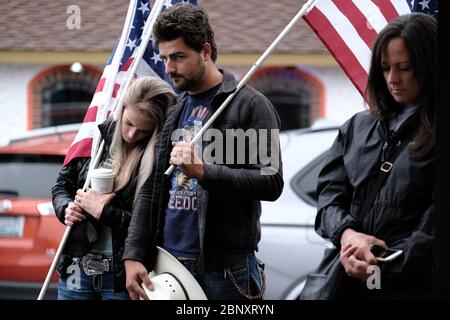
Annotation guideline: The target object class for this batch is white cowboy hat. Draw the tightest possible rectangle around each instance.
[141,246,207,300]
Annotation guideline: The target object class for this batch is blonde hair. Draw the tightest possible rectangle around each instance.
[110,76,176,204]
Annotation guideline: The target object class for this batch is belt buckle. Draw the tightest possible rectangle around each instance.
[81,254,110,275]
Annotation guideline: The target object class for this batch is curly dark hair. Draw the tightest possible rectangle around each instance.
[366,13,437,157]
[153,3,217,62]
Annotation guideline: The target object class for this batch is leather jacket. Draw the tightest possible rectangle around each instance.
[123,70,284,272]
[52,118,140,292]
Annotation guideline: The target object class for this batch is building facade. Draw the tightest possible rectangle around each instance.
[0,0,365,145]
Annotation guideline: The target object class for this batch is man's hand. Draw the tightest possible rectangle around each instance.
[75,188,115,220]
[169,141,204,179]
[124,260,153,300]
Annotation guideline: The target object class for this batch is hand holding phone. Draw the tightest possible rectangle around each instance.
[370,246,403,262]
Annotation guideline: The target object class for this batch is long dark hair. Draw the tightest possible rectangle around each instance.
[153,3,217,62]
[365,13,437,157]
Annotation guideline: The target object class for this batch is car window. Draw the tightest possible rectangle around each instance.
[0,154,63,198]
[290,151,328,206]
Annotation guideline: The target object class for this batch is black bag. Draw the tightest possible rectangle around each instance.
[299,247,350,300]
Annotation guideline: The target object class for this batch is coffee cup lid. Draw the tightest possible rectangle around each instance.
[91,168,115,178]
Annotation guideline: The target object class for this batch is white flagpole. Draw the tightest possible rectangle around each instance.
[86,0,165,190]
[37,0,138,300]
[112,0,165,121]
[164,0,318,176]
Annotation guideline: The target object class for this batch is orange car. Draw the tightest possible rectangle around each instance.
[0,125,79,299]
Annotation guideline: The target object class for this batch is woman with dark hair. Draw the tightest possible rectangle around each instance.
[312,13,437,299]
[51,76,176,299]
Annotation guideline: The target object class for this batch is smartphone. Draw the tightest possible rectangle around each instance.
[371,246,403,262]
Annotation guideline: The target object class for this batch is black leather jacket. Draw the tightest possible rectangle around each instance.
[316,110,434,295]
[52,118,140,291]
[123,70,284,272]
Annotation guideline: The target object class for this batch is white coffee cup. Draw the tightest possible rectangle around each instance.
[90,168,116,193]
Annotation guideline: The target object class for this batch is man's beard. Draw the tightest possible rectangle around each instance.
[171,58,206,92]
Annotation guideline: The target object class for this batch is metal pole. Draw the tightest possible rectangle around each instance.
[37,0,139,299]
[38,0,167,299]
[37,140,105,300]
[164,0,317,176]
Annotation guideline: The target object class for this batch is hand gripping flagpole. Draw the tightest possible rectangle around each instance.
[37,0,139,300]
[38,0,167,300]
[164,0,318,176]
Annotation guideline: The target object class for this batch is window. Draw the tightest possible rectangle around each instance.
[0,154,64,198]
[263,88,311,130]
[42,79,94,127]
[28,65,101,129]
[248,67,324,131]
[291,151,328,206]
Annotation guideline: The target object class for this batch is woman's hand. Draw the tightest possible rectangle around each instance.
[64,201,85,226]
[339,229,388,280]
[340,243,373,280]
[74,188,115,220]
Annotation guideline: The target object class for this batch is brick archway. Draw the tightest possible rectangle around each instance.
[248,66,325,130]
[27,64,101,130]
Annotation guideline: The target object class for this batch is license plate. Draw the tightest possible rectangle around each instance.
[0,215,25,237]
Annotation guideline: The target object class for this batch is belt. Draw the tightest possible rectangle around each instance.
[80,253,113,275]
[175,256,197,261]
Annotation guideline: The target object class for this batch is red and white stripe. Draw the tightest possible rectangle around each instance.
[63,0,167,167]
[304,0,411,96]
[63,57,145,166]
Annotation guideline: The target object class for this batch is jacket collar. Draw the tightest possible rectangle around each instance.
[166,69,237,129]
[380,109,420,144]
[97,117,116,146]
[217,69,238,95]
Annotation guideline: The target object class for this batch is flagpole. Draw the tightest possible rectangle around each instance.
[87,0,165,182]
[88,0,140,183]
[87,0,165,188]
[36,143,106,300]
[37,0,138,300]
[112,0,165,120]
[164,0,318,176]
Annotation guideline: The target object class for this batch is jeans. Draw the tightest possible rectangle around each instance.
[57,258,129,300]
[179,253,265,300]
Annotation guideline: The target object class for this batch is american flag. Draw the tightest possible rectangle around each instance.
[63,0,197,166]
[303,0,438,96]
[409,0,438,18]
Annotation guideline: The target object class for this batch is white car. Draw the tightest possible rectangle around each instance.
[259,123,339,300]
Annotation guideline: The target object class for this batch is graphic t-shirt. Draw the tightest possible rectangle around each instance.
[163,84,220,258]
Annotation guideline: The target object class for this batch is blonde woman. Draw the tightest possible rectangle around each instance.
[52,76,176,300]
